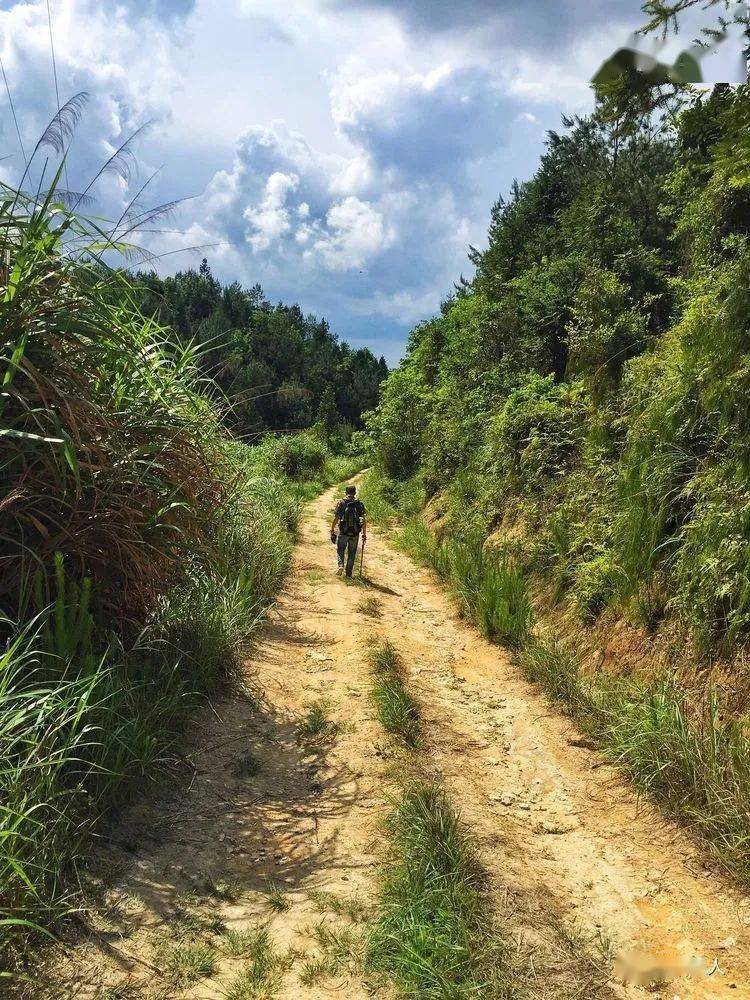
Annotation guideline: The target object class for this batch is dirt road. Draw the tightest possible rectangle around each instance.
[35,482,750,998]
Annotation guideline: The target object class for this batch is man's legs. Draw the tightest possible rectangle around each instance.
[336,533,347,574]
[345,534,359,577]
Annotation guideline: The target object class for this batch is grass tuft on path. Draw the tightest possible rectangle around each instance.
[366,781,514,998]
[369,642,421,747]
[296,699,340,744]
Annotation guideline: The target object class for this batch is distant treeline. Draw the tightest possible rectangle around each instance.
[135,262,389,437]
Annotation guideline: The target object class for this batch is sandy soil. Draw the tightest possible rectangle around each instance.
[27,483,750,998]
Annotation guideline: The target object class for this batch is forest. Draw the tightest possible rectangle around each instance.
[135,263,388,437]
[370,82,750,658]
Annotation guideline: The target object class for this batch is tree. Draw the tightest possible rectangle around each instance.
[315,385,340,439]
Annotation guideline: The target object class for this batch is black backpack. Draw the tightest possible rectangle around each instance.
[340,499,361,536]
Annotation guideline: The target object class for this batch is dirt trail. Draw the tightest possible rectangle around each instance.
[33,482,750,998]
[367,533,750,998]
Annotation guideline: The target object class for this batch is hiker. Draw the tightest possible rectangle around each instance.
[330,485,366,577]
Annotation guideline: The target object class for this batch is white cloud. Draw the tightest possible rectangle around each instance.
[244,170,299,251]
[0,0,183,211]
[310,196,392,270]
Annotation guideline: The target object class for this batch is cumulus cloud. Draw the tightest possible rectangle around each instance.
[244,170,299,251]
[171,56,517,339]
[312,195,393,270]
[0,0,186,211]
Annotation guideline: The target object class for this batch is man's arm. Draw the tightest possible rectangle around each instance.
[360,504,367,542]
[331,504,340,542]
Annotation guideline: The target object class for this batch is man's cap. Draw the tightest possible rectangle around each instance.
[345,485,356,495]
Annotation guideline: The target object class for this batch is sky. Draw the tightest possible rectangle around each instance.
[0,0,744,362]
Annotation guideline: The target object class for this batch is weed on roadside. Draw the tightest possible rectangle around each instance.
[213,879,246,903]
[521,636,750,883]
[155,938,217,987]
[223,925,291,999]
[369,640,399,675]
[264,879,290,913]
[357,596,382,618]
[373,679,421,747]
[224,924,272,958]
[233,752,261,779]
[296,699,340,744]
[306,889,371,923]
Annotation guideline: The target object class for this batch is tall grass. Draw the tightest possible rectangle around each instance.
[394,522,532,648]
[0,168,317,974]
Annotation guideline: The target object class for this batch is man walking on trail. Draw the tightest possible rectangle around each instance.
[331,485,366,578]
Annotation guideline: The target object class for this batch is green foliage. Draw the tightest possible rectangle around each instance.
[366,782,513,998]
[314,384,341,439]
[366,363,430,480]
[487,374,589,493]
[567,268,646,384]
[135,261,387,437]
[370,84,750,649]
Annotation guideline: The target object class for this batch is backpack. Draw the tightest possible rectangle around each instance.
[340,499,361,536]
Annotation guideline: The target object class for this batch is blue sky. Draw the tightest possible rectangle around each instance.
[0,0,744,362]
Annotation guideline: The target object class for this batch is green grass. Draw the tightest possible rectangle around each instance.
[223,925,290,999]
[156,939,217,986]
[521,638,750,882]
[369,642,421,747]
[296,699,340,744]
[427,535,533,648]
[212,879,246,903]
[298,921,363,985]
[224,924,272,958]
[305,889,371,923]
[365,781,513,998]
[264,879,290,913]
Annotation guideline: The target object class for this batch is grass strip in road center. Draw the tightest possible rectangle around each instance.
[365,640,515,997]
[369,640,421,748]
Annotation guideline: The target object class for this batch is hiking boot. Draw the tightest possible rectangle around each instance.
[336,567,343,576]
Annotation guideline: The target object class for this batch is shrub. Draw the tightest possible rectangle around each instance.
[487,373,589,493]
